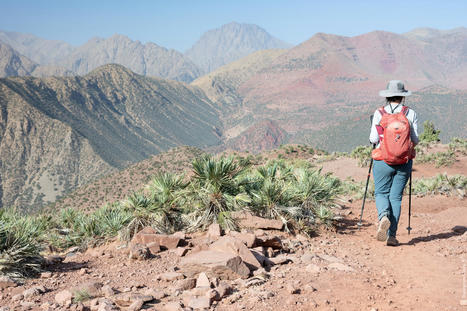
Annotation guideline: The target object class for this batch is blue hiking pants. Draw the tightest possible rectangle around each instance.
[373,160,412,237]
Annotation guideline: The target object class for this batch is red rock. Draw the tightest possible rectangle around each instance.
[146,242,161,255]
[209,236,261,270]
[207,223,222,240]
[229,231,257,248]
[180,250,250,279]
[131,230,181,250]
[173,247,188,257]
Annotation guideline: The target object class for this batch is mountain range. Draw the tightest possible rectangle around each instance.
[0,23,289,82]
[198,27,467,151]
[0,24,466,211]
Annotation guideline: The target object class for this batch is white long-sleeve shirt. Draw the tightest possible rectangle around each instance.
[369,103,419,146]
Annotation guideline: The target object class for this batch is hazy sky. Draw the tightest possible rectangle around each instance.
[1,0,466,51]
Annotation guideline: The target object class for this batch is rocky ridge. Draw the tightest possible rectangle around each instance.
[0,64,222,209]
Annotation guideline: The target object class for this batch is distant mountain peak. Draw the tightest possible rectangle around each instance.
[185,22,290,73]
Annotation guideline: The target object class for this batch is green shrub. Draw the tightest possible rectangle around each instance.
[350,145,373,167]
[0,212,43,279]
[416,150,456,167]
[419,120,440,143]
[448,137,467,154]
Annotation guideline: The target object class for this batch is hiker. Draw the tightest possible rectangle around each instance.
[369,80,419,246]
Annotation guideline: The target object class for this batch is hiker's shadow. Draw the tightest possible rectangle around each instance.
[403,225,466,245]
[336,217,372,234]
[45,260,89,273]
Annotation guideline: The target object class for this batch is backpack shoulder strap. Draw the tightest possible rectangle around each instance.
[401,106,409,116]
[378,106,387,116]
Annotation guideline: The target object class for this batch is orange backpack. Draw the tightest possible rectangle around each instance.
[371,106,415,165]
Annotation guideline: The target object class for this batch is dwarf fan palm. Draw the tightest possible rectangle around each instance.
[181,155,250,231]
[145,173,188,233]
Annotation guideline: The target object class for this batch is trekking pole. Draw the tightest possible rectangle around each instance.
[407,170,412,234]
[358,115,375,229]
[357,144,375,229]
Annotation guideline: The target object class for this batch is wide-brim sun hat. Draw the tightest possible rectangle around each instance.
[379,80,412,97]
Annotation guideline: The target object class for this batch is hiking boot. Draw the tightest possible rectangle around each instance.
[386,236,399,246]
[376,216,390,241]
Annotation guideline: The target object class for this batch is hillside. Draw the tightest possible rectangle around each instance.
[53,146,205,212]
[185,22,290,73]
[0,64,222,209]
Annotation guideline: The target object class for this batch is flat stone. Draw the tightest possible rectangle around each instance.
[209,236,261,271]
[229,231,257,248]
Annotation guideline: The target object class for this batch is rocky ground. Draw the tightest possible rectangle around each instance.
[1,156,466,311]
